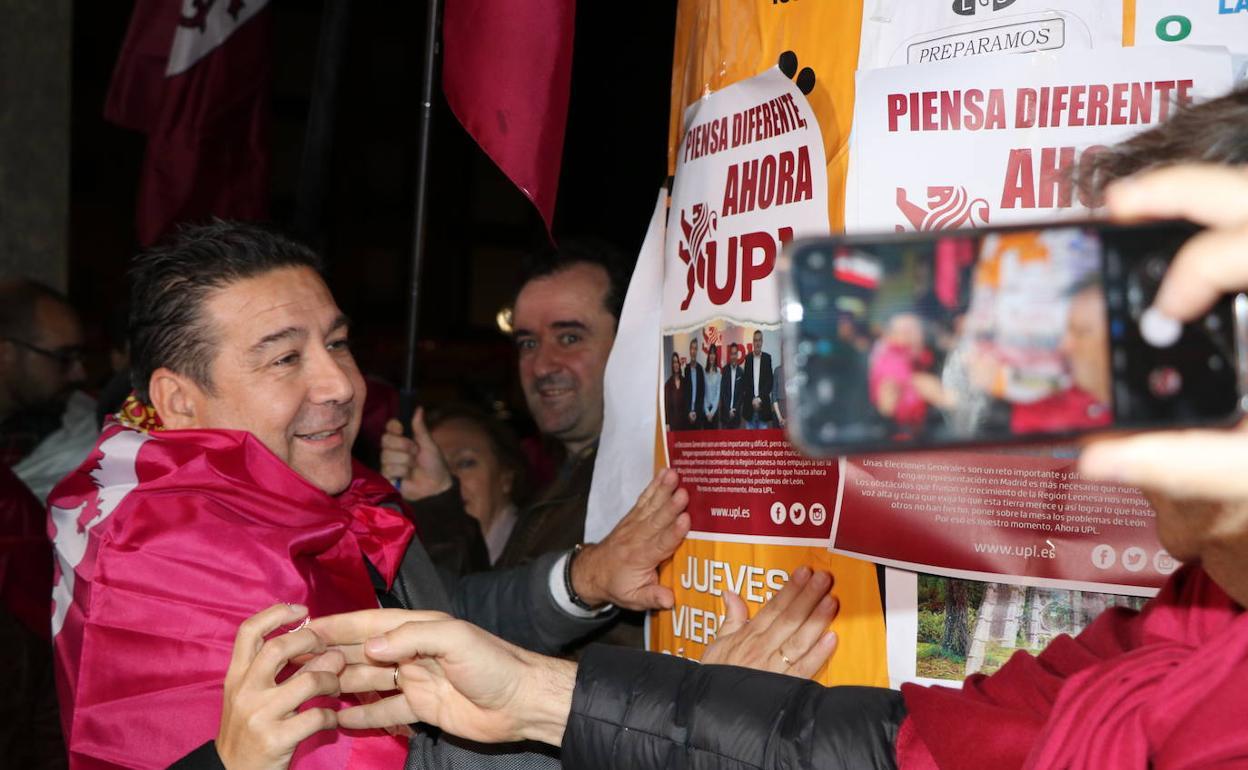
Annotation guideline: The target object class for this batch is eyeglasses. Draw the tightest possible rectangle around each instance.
[3,337,85,369]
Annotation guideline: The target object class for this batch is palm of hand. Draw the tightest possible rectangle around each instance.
[396,649,528,744]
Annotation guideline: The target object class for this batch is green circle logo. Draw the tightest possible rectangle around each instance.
[1155,15,1192,42]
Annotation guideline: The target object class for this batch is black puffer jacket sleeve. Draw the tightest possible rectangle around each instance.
[563,645,905,770]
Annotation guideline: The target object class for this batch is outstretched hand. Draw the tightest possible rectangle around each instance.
[701,565,839,678]
[380,407,453,501]
[570,469,692,610]
[309,609,576,747]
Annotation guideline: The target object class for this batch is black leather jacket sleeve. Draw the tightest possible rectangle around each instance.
[563,645,905,770]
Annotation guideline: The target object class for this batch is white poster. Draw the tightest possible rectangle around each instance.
[585,189,666,542]
[1135,0,1248,79]
[846,45,1234,233]
[664,66,830,333]
[885,566,1150,690]
[857,0,1123,71]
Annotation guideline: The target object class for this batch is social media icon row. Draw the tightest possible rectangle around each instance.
[1090,544,1176,575]
[770,501,828,527]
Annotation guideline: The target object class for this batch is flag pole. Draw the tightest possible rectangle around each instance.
[400,0,444,431]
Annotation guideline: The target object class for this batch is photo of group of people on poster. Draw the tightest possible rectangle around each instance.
[662,325,785,431]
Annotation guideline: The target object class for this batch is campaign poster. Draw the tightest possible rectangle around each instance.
[846,45,1234,231]
[856,0,1124,71]
[652,66,889,688]
[826,46,1233,594]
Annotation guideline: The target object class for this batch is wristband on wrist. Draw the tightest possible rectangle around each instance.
[563,543,597,612]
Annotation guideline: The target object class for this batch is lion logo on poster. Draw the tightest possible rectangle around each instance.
[678,203,718,311]
[896,186,991,232]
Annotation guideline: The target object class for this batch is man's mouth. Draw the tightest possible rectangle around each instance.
[294,425,347,446]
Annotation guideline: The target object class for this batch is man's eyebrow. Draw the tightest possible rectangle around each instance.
[249,326,306,353]
[328,314,350,334]
[512,319,588,338]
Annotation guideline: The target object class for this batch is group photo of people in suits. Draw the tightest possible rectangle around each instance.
[663,324,785,432]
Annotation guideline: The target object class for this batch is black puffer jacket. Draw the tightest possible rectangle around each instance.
[564,645,905,770]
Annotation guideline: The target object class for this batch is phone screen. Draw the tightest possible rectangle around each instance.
[783,221,1242,455]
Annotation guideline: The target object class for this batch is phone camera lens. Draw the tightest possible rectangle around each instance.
[806,252,826,270]
[1205,315,1222,332]
[1148,367,1182,399]
[1140,307,1182,348]
[1145,257,1168,282]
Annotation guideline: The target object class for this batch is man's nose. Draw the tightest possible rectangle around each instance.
[66,358,87,385]
[531,340,565,379]
[308,348,355,404]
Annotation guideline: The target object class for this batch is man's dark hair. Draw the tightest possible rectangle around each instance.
[1080,85,1248,202]
[516,237,632,324]
[0,279,71,343]
[128,220,323,404]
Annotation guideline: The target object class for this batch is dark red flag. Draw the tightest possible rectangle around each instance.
[442,0,576,237]
[105,0,272,246]
[49,423,413,768]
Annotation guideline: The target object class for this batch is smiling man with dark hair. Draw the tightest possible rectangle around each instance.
[49,221,693,770]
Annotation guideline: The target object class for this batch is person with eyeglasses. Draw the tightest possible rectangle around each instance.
[0,278,97,501]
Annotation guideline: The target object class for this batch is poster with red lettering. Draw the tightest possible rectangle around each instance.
[652,66,891,688]
[662,65,833,543]
[845,45,1234,231]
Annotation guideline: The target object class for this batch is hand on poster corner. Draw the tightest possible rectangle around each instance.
[216,604,343,770]
[312,608,575,747]
[570,469,691,610]
[700,565,838,678]
[381,407,454,501]
[1081,164,1248,500]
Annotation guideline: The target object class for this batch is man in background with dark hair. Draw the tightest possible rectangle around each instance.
[0,283,70,767]
[49,221,695,768]
[720,341,745,428]
[683,336,707,429]
[0,279,96,501]
[494,238,630,568]
[384,238,634,575]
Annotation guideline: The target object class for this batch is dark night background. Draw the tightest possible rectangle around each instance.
[69,1,677,421]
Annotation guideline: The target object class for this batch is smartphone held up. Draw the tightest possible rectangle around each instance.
[780,220,1248,456]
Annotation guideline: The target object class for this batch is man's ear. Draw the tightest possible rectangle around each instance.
[147,368,203,429]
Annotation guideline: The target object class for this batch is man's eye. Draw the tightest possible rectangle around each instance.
[328,338,351,352]
[516,337,536,352]
[558,333,581,346]
[274,353,300,367]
